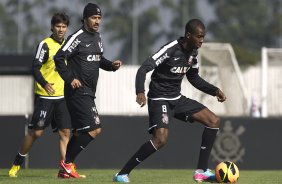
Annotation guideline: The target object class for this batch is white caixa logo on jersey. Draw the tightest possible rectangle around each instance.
[211,120,245,163]
[87,55,101,62]
[170,66,189,74]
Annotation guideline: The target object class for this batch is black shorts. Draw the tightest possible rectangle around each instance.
[147,95,205,134]
[65,94,101,133]
[29,95,71,132]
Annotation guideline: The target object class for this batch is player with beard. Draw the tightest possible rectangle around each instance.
[54,3,122,178]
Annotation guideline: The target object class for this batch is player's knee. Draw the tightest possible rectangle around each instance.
[209,116,220,128]
[95,128,102,135]
[32,130,44,138]
[88,128,102,138]
[153,136,168,149]
[59,129,71,139]
[60,129,71,135]
[158,137,168,148]
[152,128,169,149]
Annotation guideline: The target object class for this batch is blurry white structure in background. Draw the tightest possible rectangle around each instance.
[0,76,33,115]
[250,92,260,118]
[199,43,249,116]
[261,47,282,117]
[1,46,282,117]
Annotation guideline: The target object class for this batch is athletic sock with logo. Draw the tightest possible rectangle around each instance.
[197,127,218,170]
[118,140,157,175]
[13,153,27,166]
[65,133,94,164]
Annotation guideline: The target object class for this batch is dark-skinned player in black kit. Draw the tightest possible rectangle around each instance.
[113,19,226,183]
[54,3,122,178]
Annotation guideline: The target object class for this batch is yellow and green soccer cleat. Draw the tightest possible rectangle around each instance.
[72,163,86,178]
[9,165,21,178]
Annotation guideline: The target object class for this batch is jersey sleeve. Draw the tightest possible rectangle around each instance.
[186,67,218,96]
[54,35,78,84]
[135,41,177,95]
[99,56,115,71]
[32,41,49,88]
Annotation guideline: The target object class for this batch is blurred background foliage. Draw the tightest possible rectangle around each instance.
[0,0,281,66]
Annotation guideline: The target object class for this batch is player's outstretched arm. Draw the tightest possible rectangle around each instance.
[100,57,122,71]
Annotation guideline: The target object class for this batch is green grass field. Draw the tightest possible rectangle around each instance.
[0,169,281,184]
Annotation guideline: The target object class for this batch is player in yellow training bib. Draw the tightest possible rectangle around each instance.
[8,12,84,179]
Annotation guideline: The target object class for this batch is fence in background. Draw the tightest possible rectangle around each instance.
[1,65,282,117]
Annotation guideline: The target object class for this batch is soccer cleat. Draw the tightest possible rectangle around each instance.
[79,174,86,178]
[113,173,130,183]
[57,169,70,179]
[8,165,20,178]
[193,169,216,183]
[72,163,86,178]
[60,160,80,178]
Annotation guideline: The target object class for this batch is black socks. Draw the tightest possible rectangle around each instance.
[13,153,27,166]
[65,132,94,163]
[197,127,218,170]
[118,140,157,175]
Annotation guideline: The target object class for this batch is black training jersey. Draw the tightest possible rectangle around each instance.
[54,26,115,98]
[136,37,218,99]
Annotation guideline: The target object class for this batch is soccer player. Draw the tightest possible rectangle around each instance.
[53,3,122,179]
[113,19,227,183]
[8,12,80,178]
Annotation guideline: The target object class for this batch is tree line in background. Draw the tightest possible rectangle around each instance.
[0,0,281,66]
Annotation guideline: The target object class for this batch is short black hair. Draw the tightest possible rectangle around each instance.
[51,12,70,26]
[185,19,205,35]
